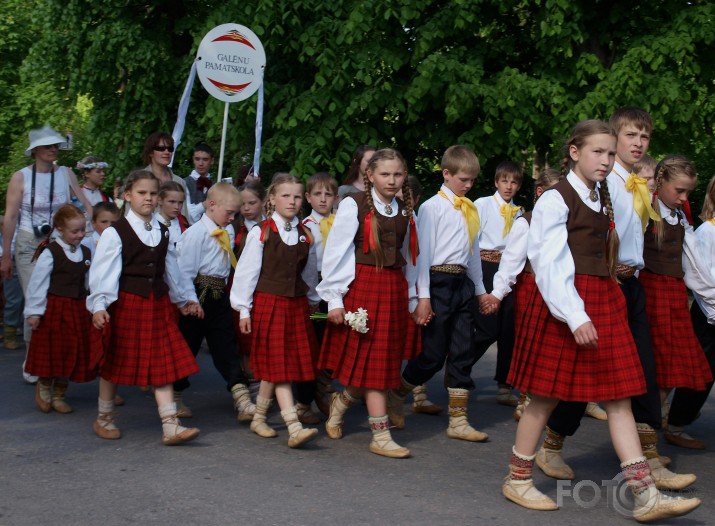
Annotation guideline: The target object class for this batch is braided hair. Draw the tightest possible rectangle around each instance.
[653,155,697,248]
[120,170,159,216]
[562,120,620,281]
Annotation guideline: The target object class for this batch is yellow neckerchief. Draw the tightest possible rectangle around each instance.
[624,173,660,233]
[210,227,237,269]
[494,195,522,238]
[709,219,715,227]
[319,213,335,243]
[438,190,480,246]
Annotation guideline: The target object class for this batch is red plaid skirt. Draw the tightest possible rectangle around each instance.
[319,264,414,390]
[26,295,96,382]
[508,274,646,401]
[639,270,712,390]
[249,292,318,382]
[90,292,199,386]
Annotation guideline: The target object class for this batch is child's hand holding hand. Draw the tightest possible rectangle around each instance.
[27,315,41,330]
[309,302,320,315]
[93,310,110,330]
[239,316,252,334]
[412,298,434,326]
[479,293,501,315]
[573,321,598,347]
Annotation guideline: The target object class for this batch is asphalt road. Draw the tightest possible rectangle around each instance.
[0,343,712,525]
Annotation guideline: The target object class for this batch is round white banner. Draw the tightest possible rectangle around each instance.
[196,23,266,103]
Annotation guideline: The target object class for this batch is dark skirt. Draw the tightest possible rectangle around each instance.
[639,270,712,390]
[249,292,318,382]
[26,295,96,383]
[91,292,199,386]
[319,264,413,390]
[508,274,646,402]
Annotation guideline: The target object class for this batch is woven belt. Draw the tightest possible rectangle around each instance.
[480,250,502,263]
[195,274,227,303]
[430,264,466,274]
[616,264,637,279]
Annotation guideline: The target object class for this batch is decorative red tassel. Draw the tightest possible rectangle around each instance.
[301,225,311,245]
[682,200,693,225]
[177,214,189,233]
[235,225,246,246]
[363,211,375,254]
[609,221,615,232]
[409,217,418,265]
[259,219,277,242]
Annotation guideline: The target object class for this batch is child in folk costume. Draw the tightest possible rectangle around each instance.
[299,172,338,421]
[77,156,112,206]
[639,156,713,415]
[87,170,203,446]
[230,174,320,449]
[25,204,94,414]
[173,182,256,422]
[474,161,523,406]
[156,181,189,244]
[665,175,715,449]
[503,120,700,521]
[480,168,564,420]
[184,142,215,223]
[389,145,486,443]
[534,108,694,491]
[319,148,419,459]
[81,202,120,259]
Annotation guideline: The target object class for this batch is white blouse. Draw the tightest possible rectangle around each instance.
[475,191,522,251]
[24,238,90,317]
[687,221,715,324]
[86,209,189,313]
[491,216,530,301]
[230,212,320,318]
[318,188,417,312]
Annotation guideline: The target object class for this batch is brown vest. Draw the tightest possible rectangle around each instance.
[255,222,311,297]
[113,217,170,298]
[643,217,685,278]
[350,192,409,269]
[552,180,610,277]
[46,242,91,298]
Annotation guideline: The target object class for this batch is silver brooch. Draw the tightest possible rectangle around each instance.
[164,231,169,238]
[144,222,152,231]
[69,245,77,253]
[299,235,306,243]
[284,222,292,232]
[84,260,91,266]
[401,209,408,216]
[384,204,393,214]
[588,190,598,202]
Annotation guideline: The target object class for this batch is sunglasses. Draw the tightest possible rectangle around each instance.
[153,145,175,152]
[39,144,61,149]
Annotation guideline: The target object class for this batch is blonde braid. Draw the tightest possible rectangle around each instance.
[400,177,418,261]
[599,182,620,282]
[560,155,571,177]
[31,227,54,263]
[653,163,668,249]
[362,168,384,268]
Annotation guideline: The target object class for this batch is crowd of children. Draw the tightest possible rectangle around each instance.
[4,111,714,522]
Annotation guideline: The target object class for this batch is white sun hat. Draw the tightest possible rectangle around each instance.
[25,125,68,156]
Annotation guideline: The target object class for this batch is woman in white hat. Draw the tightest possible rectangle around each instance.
[1,125,93,379]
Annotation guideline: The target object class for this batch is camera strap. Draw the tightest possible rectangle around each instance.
[30,163,55,232]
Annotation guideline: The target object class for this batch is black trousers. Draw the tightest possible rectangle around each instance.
[547,276,662,435]
[294,300,327,405]
[402,271,478,389]
[472,260,515,384]
[667,301,715,427]
[174,288,248,392]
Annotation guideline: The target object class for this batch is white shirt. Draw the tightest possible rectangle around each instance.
[177,214,234,304]
[156,214,185,248]
[415,185,485,299]
[475,191,522,251]
[491,216,530,301]
[318,189,418,311]
[607,161,645,269]
[81,185,111,206]
[686,221,715,324]
[87,209,189,313]
[80,231,101,259]
[19,165,71,234]
[528,171,608,332]
[24,238,90,317]
[302,210,328,271]
[230,212,320,318]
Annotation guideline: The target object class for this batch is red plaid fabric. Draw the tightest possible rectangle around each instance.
[91,292,199,386]
[319,264,411,389]
[639,270,712,390]
[26,295,96,382]
[249,292,318,382]
[508,274,646,401]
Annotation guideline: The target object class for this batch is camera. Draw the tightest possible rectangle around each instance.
[33,222,52,237]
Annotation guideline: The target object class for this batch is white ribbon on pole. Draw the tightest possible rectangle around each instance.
[252,81,265,178]
[170,60,198,167]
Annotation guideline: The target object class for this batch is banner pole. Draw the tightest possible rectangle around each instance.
[218,101,230,180]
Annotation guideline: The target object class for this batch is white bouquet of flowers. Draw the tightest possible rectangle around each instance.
[310,307,369,334]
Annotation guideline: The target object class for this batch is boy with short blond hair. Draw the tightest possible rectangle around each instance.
[388,145,489,442]
[473,160,523,406]
[633,154,657,192]
[173,182,256,423]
